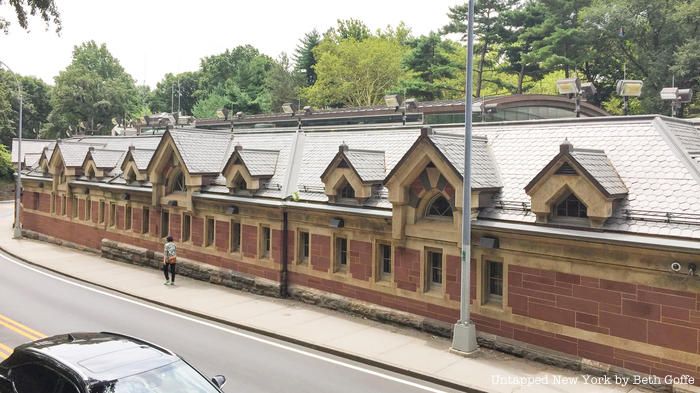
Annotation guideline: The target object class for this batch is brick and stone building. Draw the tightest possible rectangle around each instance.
[14,114,700,388]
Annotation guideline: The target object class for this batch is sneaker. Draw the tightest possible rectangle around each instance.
[170,282,175,286]
[164,280,170,285]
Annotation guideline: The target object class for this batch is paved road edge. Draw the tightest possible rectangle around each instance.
[0,244,484,393]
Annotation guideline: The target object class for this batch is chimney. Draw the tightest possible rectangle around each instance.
[235,144,243,152]
[128,145,135,151]
[339,142,349,152]
[420,126,433,137]
[560,138,574,153]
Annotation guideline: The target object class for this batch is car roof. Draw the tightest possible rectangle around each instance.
[16,332,179,382]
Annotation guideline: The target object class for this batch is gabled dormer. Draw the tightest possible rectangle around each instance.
[81,148,124,179]
[36,147,52,177]
[320,143,385,203]
[222,145,279,194]
[120,146,155,184]
[524,140,628,228]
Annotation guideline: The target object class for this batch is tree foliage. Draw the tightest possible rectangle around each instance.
[150,72,200,115]
[293,29,321,86]
[47,41,138,136]
[0,0,60,33]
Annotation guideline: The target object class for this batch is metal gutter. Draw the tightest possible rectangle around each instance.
[69,180,152,193]
[474,219,700,252]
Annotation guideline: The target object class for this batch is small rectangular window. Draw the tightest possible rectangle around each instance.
[230,221,241,252]
[486,260,504,304]
[427,250,443,290]
[33,192,39,211]
[261,226,271,258]
[182,214,191,242]
[98,201,105,223]
[109,203,116,227]
[85,199,91,221]
[51,193,56,214]
[335,237,348,270]
[298,231,310,264]
[125,206,132,231]
[161,210,170,238]
[61,196,67,216]
[377,243,392,279]
[142,207,150,234]
[205,217,215,247]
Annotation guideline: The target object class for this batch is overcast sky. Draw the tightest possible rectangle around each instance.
[0,0,460,88]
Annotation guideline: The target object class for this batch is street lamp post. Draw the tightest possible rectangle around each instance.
[451,0,479,354]
[0,60,23,239]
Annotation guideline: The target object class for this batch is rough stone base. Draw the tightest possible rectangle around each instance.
[100,239,281,298]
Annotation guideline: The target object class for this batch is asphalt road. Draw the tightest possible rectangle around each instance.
[0,247,462,393]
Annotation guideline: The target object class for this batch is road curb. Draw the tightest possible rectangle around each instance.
[0,244,483,393]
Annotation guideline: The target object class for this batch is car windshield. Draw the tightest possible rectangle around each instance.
[90,360,220,393]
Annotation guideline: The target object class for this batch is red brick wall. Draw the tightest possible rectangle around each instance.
[116,206,125,230]
[170,213,182,241]
[215,220,229,252]
[349,240,372,281]
[242,224,257,258]
[78,199,85,221]
[191,216,203,246]
[91,201,98,223]
[66,197,73,218]
[132,207,143,233]
[310,234,330,272]
[395,247,420,291]
[271,229,294,264]
[38,193,51,213]
[149,207,160,237]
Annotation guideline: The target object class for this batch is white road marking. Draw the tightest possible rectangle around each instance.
[0,252,453,393]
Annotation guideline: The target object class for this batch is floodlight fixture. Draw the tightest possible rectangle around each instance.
[660,87,679,101]
[303,106,312,115]
[384,94,401,109]
[235,111,244,119]
[281,103,295,115]
[616,80,643,97]
[556,78,581,95]
[404,98,418,111]
[580,82,596,97]
[678,88,693,104]
[484,103,498,113]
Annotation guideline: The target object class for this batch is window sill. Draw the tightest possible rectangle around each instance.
[424,287,445,298]
[480,301,505,313]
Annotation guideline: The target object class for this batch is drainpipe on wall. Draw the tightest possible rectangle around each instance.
[280,208,289,298]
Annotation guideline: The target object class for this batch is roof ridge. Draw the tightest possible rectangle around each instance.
[572,148,606,154]
[345,149,385,154]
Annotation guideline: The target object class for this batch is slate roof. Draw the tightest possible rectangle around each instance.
[11,139,55,164]
[344,149,386,182]
[23,153,42,168]
[129,149,156,171]
[429,133,502,190]
[167,128,236,174]
[569,148,628,196]
[468,116,700,238]
[236,149,279,177]
[54,143,106,167]
[88,149,125,169]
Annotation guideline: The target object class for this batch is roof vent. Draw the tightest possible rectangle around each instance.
[88,146,95,152]
[420,126,433,136]
[560,138,574,153]
[234,144,243,152]
[339,142,349,152]
[555,162,577,175]
[128,145,135,151]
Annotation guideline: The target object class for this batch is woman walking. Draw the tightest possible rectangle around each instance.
[163,235,177,285]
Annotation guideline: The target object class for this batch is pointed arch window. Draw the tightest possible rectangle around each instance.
[86,167,95,179]
[339,182,355,199]
[126,169,136,184]
[170,170,186,193]
[555,193,587,218]
[426,194,453,217]
[233,174,247,192]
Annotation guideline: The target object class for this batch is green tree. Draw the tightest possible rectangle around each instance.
[197,45,274,114]
[304,36,409,107]
[443,0,518,97]
[0,70,52,145]
[0,143,13,180]
[333,18,371,41]
[267,53,300,113]
[0,0,60,33]
[0,77,13,146]
[150,71,200,115]
[48,41,138,135]
[293,29,321,86]
[192,93,228,119]
[401,33,464,101]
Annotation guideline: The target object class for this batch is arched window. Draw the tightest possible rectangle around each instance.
[339,182,355,199]
[555,194,587,218]
[86,167,95,179]
[234,175,247,191]
[426,194,453,217]
[170,171,186,193]
[126,169,136,184]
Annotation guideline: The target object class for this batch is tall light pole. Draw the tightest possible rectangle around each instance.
[451,0,479,354]
[1,60,23,239]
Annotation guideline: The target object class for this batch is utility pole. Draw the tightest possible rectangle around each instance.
[451,0,479,355]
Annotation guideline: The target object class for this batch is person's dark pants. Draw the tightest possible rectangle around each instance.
[163,263,176,282]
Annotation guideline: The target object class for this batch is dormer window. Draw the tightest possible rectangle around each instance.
[126,169,136,184]
[339,182,355,199]
[172,171,186,192]
[86,167,95,179]
[234,176,247,192]
[426,194,453,218]
[555,193,587,218]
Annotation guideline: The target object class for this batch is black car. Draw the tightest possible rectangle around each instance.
[0,332,226,393]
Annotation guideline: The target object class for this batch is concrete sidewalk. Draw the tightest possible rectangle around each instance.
[0,211,645,392]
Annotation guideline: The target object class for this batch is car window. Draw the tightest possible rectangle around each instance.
[91,360,220,393]
[11,364,66,393]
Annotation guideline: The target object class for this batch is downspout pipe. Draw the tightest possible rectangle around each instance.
[280,208,289,298]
